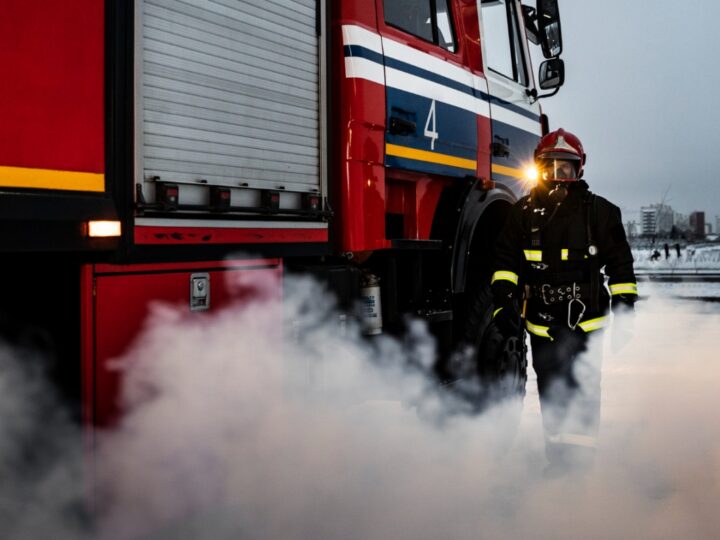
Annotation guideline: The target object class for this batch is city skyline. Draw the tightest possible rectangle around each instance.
[624,202,716,238]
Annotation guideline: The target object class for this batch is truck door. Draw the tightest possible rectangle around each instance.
[479,0,541,191]
[379,0,480,179]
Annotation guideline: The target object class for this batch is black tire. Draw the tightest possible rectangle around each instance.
[453,282,528,410]
[477,320,528,401]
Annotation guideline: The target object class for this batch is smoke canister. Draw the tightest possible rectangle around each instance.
[360,273,382,335]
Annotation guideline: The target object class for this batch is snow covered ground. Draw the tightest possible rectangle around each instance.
[629,244,720,298]
[633,244,720,273]
[640,280,720,299]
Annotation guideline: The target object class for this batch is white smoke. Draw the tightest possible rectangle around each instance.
[0,341,87,539]
[1,277,719,539]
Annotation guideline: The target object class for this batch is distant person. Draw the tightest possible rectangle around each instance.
[650,250,661,261]
[664,243,670,259]
[489,129,637,475]
[675,243,681,258]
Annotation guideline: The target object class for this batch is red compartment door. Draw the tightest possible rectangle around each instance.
[82,258,282,428]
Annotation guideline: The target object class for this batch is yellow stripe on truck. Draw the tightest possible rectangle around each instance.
[386,144,477,171]
[492,164,526,179]
[0,166,105,192]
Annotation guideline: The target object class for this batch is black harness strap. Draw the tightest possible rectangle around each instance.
[585,193,600,313]
[526,189,564,250]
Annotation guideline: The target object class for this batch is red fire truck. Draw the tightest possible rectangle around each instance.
[0,0,565,426]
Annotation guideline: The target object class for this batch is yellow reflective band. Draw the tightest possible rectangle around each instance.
[546,433,597,449]
[491,270,519,285]
[561,248,569,261]
[526,320,552,339]
[0,165,105,192]
[491,164,525,179]
[578,316,609,333]
[493,307,503,318]
[610,282,638,295]
[386,144,477,171]
[523,250,542,262]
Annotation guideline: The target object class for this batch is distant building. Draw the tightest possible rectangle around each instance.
[657,206,674,234]
[641,207,656,236]
[690,211,705,239]
[624,220,638,238]
[674,212,689,231]
[715,215,720,236]
[641,204,674,236]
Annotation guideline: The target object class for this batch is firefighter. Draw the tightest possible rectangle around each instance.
[489,128,637,474]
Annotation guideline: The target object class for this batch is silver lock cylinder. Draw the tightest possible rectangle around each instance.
[190,273,210,311]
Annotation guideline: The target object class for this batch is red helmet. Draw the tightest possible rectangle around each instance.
[534,128,586,182]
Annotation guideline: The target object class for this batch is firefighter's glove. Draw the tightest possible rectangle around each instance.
[611,310,635,354]
[492,300,522,338]
[491,280,517,308]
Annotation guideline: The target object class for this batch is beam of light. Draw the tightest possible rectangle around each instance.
[524,164,539,187]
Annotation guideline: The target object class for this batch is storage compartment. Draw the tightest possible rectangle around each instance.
[135,0,325,217]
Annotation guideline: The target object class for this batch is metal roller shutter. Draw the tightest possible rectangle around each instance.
[137,0,321,211]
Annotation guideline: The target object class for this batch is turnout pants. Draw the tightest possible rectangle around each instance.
[530,328,603,470]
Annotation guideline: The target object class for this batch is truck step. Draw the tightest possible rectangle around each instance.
[417,309,453,322]
[391,239,443,250]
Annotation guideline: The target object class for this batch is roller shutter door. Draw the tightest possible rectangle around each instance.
[137,0,320,209]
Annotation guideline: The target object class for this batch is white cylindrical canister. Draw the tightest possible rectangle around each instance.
[360,274,382,335]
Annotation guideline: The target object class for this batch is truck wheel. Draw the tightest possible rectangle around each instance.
[477,319,527,400]
[459,283,528,409]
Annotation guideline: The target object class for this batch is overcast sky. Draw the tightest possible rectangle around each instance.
[531,0,720,222]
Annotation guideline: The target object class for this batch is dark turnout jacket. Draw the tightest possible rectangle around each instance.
[490,180,637,339]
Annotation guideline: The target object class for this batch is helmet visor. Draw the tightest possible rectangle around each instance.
[538,158,579,181]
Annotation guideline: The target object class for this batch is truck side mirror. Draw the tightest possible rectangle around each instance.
[537,0,562,58]
[538,58,564,90]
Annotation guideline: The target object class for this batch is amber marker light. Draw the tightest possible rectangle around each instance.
[87,220,122,238]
